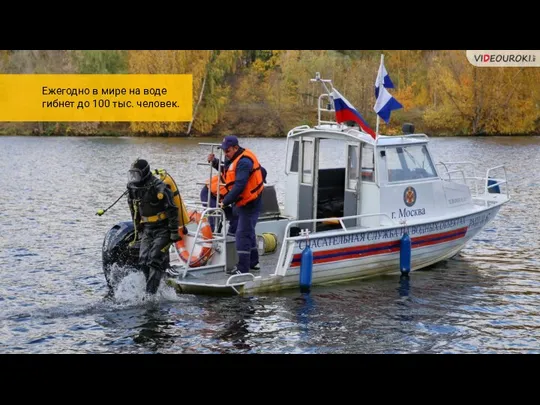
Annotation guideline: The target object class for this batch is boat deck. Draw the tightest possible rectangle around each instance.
[165,241,283,295]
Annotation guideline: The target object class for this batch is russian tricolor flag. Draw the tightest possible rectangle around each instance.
[375,61,395,99]
[331,89,376,139]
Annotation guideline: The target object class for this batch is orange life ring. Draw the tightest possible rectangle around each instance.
[174,210,214,267]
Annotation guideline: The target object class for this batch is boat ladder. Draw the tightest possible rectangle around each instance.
[167,142,231,279]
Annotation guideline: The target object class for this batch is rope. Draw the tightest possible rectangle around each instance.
[258,232,278,254]
[130,199,141,246]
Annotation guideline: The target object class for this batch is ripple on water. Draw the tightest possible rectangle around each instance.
[1,136,539,354]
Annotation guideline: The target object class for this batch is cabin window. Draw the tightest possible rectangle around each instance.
[386,144,437,182]
[361,144,375,182]
[289,140,299,173]
[301,140,313,184]
[347,144,359,190]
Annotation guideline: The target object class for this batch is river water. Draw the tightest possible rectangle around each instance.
[0,135,539,354]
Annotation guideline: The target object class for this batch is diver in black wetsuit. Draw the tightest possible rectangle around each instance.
[126,159,180,294]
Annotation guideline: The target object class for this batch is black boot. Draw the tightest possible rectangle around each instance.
[146,267,163,294]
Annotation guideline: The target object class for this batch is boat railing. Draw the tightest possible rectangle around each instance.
[437,161,477,178]
[309,72,337,127]
[437,161,509,204]
[168,205,228,279]
[373,134,430,145]
[287,125,311,137]
[285,212,397,235]
[225,273,256,294]
[437,161,480,196]
[196,142,225,208]
[317,93,338,126]
[401,133,429,140]
[482,164,509,205]
[274,212,397,277]
[168,141,229,280]
[194,141,228,241]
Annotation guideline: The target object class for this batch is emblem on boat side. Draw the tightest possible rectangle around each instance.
[404,186,416,207]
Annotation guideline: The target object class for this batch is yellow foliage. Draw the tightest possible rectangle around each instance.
[126,50,240,135]
[423,51,540,134]
[394,84,415,110]
[191,50,240,134]
[127,50,208,134]
[413,86,430,107]
[423,104,469,133]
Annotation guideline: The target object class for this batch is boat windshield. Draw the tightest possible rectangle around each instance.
[386,144,437,182]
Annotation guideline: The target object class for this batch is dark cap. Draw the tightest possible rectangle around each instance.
[221,135,239,150]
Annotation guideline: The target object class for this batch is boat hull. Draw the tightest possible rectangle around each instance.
[165,203,502,296]
[241,204,502,294]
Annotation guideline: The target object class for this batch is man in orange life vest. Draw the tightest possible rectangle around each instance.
[207,135,265,274]
[200,163,267,235]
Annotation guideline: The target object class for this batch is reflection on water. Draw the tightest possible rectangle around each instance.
[212,298,256,352]
[131,307,175,352]
[397,275,411,298]
[0,135,539,354]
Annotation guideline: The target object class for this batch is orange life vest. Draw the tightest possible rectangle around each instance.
[224,148,264,207]
[206,173,228,198]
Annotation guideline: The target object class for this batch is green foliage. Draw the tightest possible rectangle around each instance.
[1,50,74,73]
[71,50,128,74]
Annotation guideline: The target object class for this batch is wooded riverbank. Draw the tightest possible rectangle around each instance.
[1,50,538,137]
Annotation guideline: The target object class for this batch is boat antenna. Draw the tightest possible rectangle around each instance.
[310,72,333,95]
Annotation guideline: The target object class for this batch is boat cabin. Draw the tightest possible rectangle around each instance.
[281,94,474,232]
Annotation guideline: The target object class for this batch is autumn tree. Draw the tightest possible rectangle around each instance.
[424,50,539,135]
[189,50,240,135]
[128,50,240,136]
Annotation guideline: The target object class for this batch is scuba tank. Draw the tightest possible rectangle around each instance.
[152,168,190,230]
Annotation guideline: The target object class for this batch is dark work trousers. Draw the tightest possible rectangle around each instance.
[235,195,262,273]
[138,225,171,294]
[200,185,238,235]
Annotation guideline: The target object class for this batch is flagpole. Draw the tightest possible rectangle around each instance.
[375,53,384,139]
